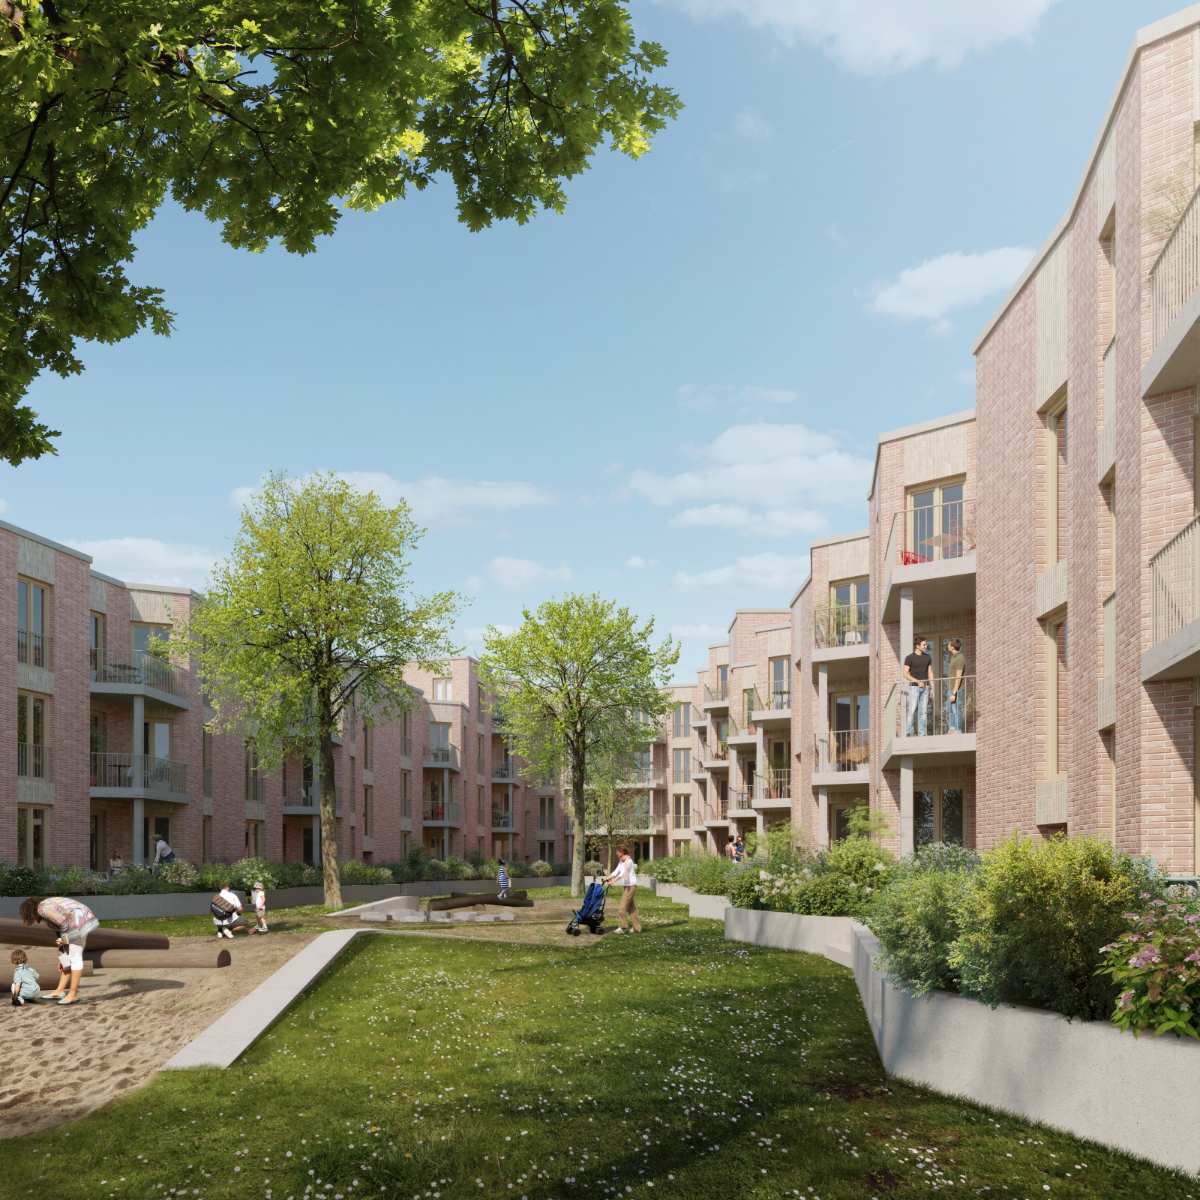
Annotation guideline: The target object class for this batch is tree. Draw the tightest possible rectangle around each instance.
[178,471,460,907]
[0,2,681,465]
[479,594,677,896]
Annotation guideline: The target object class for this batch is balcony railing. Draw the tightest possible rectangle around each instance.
[17,742,51,780]
[704,683,729,703]
[1151,513,1200,646]
[491,808,516,830]
[756,685,791,711]
[423,800,463,824]
[673,807,692,829]
[886,499,976,567]
[814,602,870,650]
[493,759,519,782]
[754,768,791,801]
[624,765,665,787]
[705,796,729,822]
[17,630,52,669]
[90,752,187,794]
[1150,182,1200,349]
[890,676,977,738]
[817,729,870,773]
[729,788,753,813]
[92,648,185,696]
[702,738,728,762]
[425,744,460,769]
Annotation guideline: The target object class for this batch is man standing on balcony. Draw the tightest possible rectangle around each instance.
[948,639,966,733]
[903,637,932,736]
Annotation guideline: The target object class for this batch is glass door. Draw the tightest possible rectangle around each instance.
[914,787,965,847]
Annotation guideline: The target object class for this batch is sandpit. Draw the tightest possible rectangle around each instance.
[0,931,317,1138]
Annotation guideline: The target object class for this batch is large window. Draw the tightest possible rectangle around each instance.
[17,578,49,667]
[17,691,47,778]
[539,796,555,829]
[429,722,451,763]
[202,728,213,797]
[402,770,411,817]
[672,702,690,738]
[245,820,262,856]
[244,740,262,803]
[1047,403,1068,565]
[673,794,691,828]
[363,785,374,837]
[89,611,106,670]
[825,577,869,647]
[362,722,373,769]
[672,747,690,784]
[433,677,452,702]
[768,657,790,708]
[16,805,46,868]
[905,478,967,563]
[915,788,964,847]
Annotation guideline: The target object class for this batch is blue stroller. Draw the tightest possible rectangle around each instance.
[566,877,608,936]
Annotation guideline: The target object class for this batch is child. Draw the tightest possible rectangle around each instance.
[9,949,40,1007]
[250,879,269,934]
[497,858,510,900]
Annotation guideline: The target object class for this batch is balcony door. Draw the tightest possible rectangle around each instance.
[17,691,47,778]
[829,578,869,645]
[830,691,869,769]
[914,787,965,847]
[907,479,966,563]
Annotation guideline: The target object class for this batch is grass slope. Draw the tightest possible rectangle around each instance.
[0,893,1193,1199]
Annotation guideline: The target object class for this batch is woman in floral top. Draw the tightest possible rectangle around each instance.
[19,895,99,1006]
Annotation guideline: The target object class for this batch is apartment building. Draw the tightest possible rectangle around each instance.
[1,520,563,871]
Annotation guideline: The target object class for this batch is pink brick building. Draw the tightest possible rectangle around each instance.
[1,521,564,872]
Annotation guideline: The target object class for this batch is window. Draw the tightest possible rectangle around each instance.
[1049,617,1068,774]
[673,794,691,828]
[433,677,452,702]
[743,688,756,726]
[17,578,49,667]
[905,479,968,563]
[401,709,412,757]
[477,733,484,764]
[717,665,728,698]
[362,722,373,769]
[202,729,213,797]
[831,798,867,843]
[17,691,47,779]
[672,702,690,738]
[363,785,374,836]
[89,611,106,671]
[132,623,169,655]
[768,657,790,708]
[16,806,46,868]
[429,722,451,762]
[202,816,213,863]
[245,819,262,856]
[402,770,411,817]
[915,788,964,847]
[244,741,262,803]
[826,578,869,647]
[1047,403,1068,564]
[477,784,484,824]
[672,747,690,784]
[539,796,555,829]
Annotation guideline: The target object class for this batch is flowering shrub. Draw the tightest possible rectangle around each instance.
[530,860,554,877]
[1097,897,1200,1039]
[158,858,200,888]
[228,857,279,891]
[583,860,603,876]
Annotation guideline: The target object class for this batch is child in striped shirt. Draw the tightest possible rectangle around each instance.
[497,859,510,899]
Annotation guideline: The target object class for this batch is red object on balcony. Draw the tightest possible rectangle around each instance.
[900,549,931,565]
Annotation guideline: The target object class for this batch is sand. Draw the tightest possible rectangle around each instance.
[0,931,318,1139]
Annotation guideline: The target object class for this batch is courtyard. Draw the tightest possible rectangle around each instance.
[0,892,1193,1199]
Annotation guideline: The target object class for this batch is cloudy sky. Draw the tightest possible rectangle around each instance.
[5,0,1174,676]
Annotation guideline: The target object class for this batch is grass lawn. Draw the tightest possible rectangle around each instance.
[103,903,338,939]
[0,892,1194,1199]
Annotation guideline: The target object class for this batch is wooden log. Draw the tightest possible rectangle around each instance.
[84,947,231,969]
[1,954,94,988]
[429,895,535,912]
[0,917,168,951]
[446,889,528,901]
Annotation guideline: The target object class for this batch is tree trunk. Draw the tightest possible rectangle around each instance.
[570,752,586,898]
[319,722,342,909]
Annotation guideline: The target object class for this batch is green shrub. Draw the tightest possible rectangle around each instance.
[950,835,1165,1021]
[679,855,736,896]
[530,860,554,877]
[105,866,174,894]
[339,860,393,885]
[818,836,895,898]
[869,866,974,995]
[197,862,231,891]
[228,857,278,891]
[727,868,762,910]
[479,859,500,882]
[0,862,49,897]
[46,865,104,895]
[441,856,475,881]
[157,859,200,889]
[272,861,321,888]
[787,872,862,917]
[583,860,602,876]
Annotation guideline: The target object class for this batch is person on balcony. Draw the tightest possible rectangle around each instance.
[948,639,966,733]
[903,637,933,736]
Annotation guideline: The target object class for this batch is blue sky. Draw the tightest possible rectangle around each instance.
[4,0,1182,678]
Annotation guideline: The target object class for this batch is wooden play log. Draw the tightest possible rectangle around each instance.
[84,947,232,969]
[429,895,535,912]
[0,918,168,952]
[446,889,528,901]
[1,954,94,988]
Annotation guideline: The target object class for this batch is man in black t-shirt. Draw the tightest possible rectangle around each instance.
[902,637,933,736]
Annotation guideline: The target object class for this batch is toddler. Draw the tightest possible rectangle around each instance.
[250,879,269,934]
[497,858,510,900]
[10,949,41,1006]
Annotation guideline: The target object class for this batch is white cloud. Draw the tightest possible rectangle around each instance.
[664,0,1059,74]
[75,537,218,589]
[868,247,1033,328]
[670,622,728,642]
[486,557,572,592]
[671,503,828,538]
[231,472,554,525]
[676,384,800,412]
[624,555,658,569]
[673,553,810,592]
[732,108,773,141]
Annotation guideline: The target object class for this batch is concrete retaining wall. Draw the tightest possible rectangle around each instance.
[725,906,1200,1178]
[0,876,569,920]
[659,884,731,922]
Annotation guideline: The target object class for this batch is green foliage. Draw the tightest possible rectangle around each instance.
[227,857,279,892]
[338,860,393,885]
[787,873,865,918]
[0,3,681,462]
[949,835,1165,1021]
[0,862,47,896]
[583,860,603,876]
[844,806,893,841]
[1097,898,1200,1039]
[818,836,895,895]
[726,868,762,911]
[530,860,554,877]
[158,859,200,888]
[104,866,177,895]
[673,855,736,896]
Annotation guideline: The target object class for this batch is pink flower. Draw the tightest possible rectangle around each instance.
[1117,990,1135,1011]
[1129,945,1162,968]
[1185,949,1200,966]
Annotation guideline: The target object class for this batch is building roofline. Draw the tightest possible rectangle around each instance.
[972,4,1200,354]
[125,582,203,598]
[868,408,977,500]
[89,570,125,587]
[809,529,869,550]
[789,576,812,607]
[0,519,91,564]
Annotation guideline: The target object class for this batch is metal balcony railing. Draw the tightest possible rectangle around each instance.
[90,752,187,793]
[814,602,870,650]
[890,676,977,738]
[817,729,870,773]
[491,808,516,830]
[1150,183,1200,349]
[754,768,791,801]
[493,759,519,782]
[704,682,729,703]
[423,800,463,824]
[729,788,753,812]
[624,765,665,786]
[18,630,52,669]
[887,499,977,566]
[425,744,460,768]
[17,741,51,780]
[756,685,791,711]
[706,795,729,822]
[91,648,185,696]
[1151,513,1200,645]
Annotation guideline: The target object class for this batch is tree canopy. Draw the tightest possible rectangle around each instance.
[0,1,680,464]
[478,593,677,894]
[179,470,460,904]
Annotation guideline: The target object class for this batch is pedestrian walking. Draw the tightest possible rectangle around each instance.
[604,845,641,935]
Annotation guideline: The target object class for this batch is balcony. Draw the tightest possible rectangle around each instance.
[703,796,730,826]
[89,752,189,803]
[1145,184,1200,396]
[812,730,870,787]
[491,808,516,831]
[729,788,755,818]
[423,800,463,827]
[725,710,756,751]
[881,499,976,622]
[882,677,977,768]
[424,744,461,771]
[283,785,343,817]
[699,737,729,771]
[750,685,791,729]
[1097,336,1116,484]
[17,630,52,670]
[621,766,665,788]
[1143,514,1200,682]
[493,759,520,783]
[629,804,668,833]
[752,769,791,811]
[90,649,189,708]
[702,683,730,713]
[813,601,870,669]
